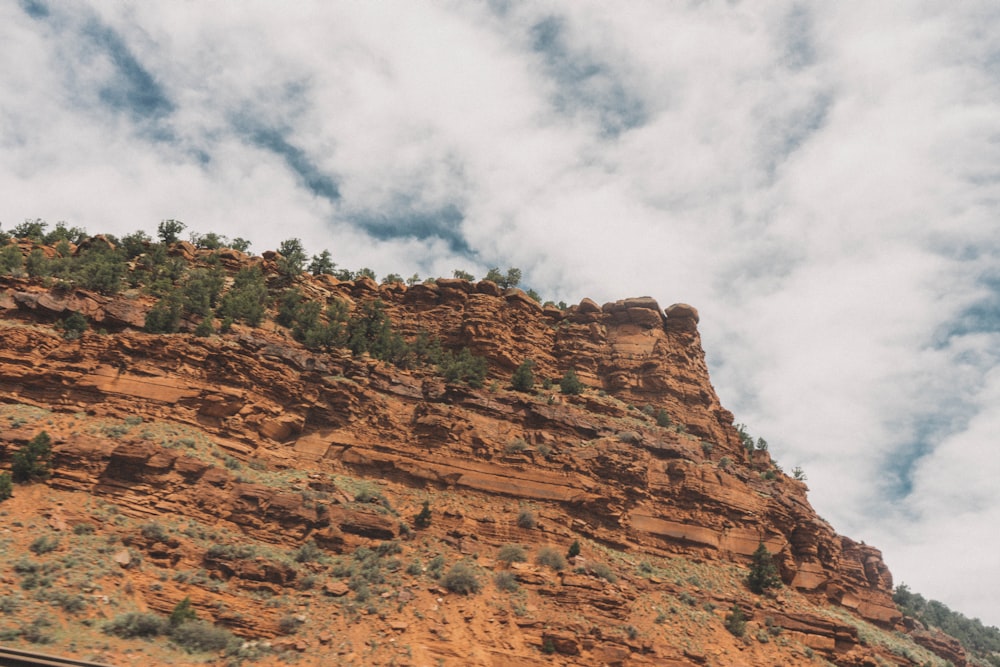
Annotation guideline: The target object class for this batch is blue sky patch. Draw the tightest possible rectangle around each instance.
[529,15,647,138]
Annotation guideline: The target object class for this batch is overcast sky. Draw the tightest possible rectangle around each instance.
[3,0,1000,626]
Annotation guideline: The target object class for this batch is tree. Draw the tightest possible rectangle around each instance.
[157,219,186,244]
[182,267,225,317]
[567,540,581,559]
[413,500,432,529]
[217,267,268,326]
[119,230,152,259]
[0,244,23,274]
[437,348,488,387]
[747,542,781,593]
[559,368,584,395]
[0,472,12,501]
[484,266,522,289]
[512,359,536,392]
[230,237,252,253]
[277,238,307,277]
[308,250,335,276]
[12,218,48,241]
[12,431,52,482]
[145,294,183,334]
[452,269,474,281]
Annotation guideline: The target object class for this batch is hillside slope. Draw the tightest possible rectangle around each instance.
[0,237,972,666]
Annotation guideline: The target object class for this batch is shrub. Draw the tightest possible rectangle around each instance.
[588,562,617,583]
[516,510,536,530]
[59,312,88,340]
[493,571,519,592]
[278,615,304,635]
[169,597,197,627]
[12,432,52,482]
[29,536,59,555]
[496,544,527,564]
[747,542,781,593]
[145,295,182,333]
[655,409,671,427]
[295,539,323,563]
[217,266,267,326]
[535,547,567,572]
[505,438,529,454]
[413,500,432,529]
[511,359,536,392]
[725,604,747,637]
[559,368,584,395]
[0,472,11,502]
[103,612,169,638]
[567,540,581,559]
[441,561,481,595]
[0,244,23,274]
[427,555,446,578]
[170,620,236,653]
[437,348,488,387]
[141,522,169,542]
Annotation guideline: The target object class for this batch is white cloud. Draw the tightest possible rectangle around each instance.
[3,0,1000,625]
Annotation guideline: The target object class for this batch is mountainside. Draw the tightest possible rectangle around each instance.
[0,234,975,666]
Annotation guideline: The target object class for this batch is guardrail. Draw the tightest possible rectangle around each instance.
[0,646,114,667]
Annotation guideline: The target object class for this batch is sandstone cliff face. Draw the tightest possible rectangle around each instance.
[0,260,957,667]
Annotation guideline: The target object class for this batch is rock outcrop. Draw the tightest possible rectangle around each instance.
[0,247,963,667]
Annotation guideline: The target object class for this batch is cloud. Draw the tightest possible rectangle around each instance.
[2,0,1000,625]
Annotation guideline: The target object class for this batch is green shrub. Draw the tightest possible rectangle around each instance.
[0,244,23,274]
[145,294,182,333]
[437,348,488,387]
[29,536,59,555]
[588,562,617,583]
[413,500,432,529]
[535,547,567,572]
[0,472,11,502]
[12,432,52,482]
[441,561,481,595]
[169,597,197,627]
[511,359,536,392]
[294,539,323,563]
[725,604,747,637]
[497,544,528,564]
[103,612,169,638]
[655,409,671,427]
[493,571,519,592]
[567,540,581,559]
[217,266,267,326]
[140,522,169,542]
[516,510,536,530]
[559,368,584,395]
[747,542,781,593]
[278,615,304,635]
[59,312,88,340]
[170,620,236,653]
[505,438,529,454]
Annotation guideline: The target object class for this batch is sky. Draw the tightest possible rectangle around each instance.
[2,0,1000,627]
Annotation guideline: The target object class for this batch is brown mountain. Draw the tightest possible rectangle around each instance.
[0,239,968,666]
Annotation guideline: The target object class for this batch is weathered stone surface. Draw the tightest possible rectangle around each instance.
[0,249,944,667]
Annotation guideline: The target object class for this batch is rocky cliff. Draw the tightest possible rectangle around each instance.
[0,241,966,666]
